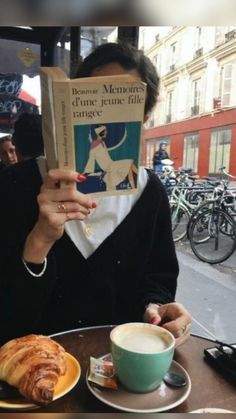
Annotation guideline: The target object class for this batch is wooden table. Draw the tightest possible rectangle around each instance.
[2,326,236,413]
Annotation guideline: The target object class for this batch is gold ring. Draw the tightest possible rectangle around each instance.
[182,325,187,334]
[181,323,191,334]
[57,202,66,212]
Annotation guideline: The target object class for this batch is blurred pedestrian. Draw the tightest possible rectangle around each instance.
[12,112,44,161]
[0,135,18,170]
[153,141,169,173]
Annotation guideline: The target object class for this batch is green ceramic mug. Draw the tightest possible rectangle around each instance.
[110,322,175,393]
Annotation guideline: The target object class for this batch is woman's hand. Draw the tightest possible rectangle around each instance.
[36,169,93,242]
[23,169,94,263]
[144,302,192,347]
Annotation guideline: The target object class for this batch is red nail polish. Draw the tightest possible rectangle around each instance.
[150,316,159,324]
[91,202,97,209]
[77,174,87,182]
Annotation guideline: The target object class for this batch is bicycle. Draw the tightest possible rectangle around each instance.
[169,177,214,242]
[188,206,236,264]
[188,168,236,263]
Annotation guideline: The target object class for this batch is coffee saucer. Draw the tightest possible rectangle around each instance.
[190,408,235,413]
[86,359,191,413]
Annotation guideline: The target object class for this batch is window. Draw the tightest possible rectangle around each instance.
[147,117,155,128]
[191,78,201,115]
[220,64,233,106]
[166,90,173,122]
[154,52,162,75]
[209,127,231,174]
[183,133,199,172]
[195,27,202,50]
[0,38,40,133]
[152,54,159,70]
[170,42,176,64]
[140,29,145,50]
[169,42,177,71]
[224,28,236,42]
[55,27,117,76]
[194,27,203,58]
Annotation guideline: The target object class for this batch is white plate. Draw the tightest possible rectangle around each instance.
[86,359,191,413]
[0,352,81,411]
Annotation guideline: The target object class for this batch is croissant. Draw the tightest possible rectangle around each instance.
[0,334,67,405]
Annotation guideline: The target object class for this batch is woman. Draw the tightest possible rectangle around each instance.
[0,43,191,346]
[153,141,169,173]
[0,135,18,169]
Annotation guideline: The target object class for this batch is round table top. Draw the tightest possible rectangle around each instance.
[1,326,236,413]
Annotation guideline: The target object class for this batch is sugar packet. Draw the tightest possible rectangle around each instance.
[88,353,118,390]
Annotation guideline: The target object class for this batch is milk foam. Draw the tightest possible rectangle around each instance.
[117,331,168,353]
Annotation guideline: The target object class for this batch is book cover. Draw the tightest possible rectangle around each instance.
[40,67,146,196]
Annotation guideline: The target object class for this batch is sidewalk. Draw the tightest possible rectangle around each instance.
[176,249,236,342]
[176,239,236,274]
[217,248,236,273]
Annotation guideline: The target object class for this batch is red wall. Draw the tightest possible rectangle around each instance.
[229,125,236,175]
[144,108,236,176]
[198,129,211,176]
[170,134,184,169]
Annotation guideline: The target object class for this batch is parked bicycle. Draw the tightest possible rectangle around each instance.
[168,170,214,242]
[188,168,236,264]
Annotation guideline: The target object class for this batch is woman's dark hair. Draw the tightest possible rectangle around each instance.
[12,112,44,158]
[0,135,12,145]
[77,42,160,115]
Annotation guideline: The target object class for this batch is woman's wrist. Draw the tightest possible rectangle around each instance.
[22,224,55,264]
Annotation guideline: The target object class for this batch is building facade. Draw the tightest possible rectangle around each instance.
[141,26,236,176]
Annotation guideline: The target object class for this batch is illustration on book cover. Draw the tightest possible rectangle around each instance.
[74,121,141,194]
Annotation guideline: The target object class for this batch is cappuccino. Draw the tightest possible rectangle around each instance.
[110,323,175,393]
[116,331,168,353]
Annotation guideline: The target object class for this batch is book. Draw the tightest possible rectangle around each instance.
[40,67,147,196]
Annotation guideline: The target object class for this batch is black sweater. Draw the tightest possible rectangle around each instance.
[0,159,178,344]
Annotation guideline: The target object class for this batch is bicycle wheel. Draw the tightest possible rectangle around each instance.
[220,215,236,237]
[187,201,215,243]
[170,202,190,242]
[221,202,236,236]
[189,208,236,264]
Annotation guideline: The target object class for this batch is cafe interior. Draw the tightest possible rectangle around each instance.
[0,24,235,414]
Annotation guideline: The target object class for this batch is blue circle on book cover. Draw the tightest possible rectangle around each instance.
[92,122,125,149]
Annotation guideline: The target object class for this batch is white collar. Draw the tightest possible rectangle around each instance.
[65,167,148,258]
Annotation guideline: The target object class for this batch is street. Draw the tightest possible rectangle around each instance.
[175,241,236,343]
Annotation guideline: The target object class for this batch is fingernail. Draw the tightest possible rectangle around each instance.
[150,316,160,324]
[77,174,87,182]
[91,202,97,209]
